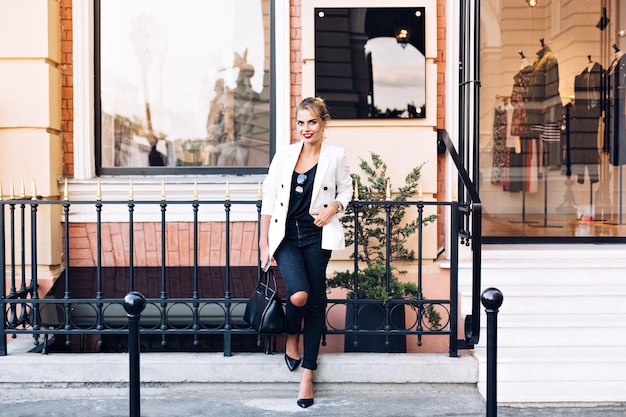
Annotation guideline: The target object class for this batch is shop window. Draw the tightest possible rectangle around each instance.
[314,7,426,119]
[479,0,626,241]
[95,0,273,174]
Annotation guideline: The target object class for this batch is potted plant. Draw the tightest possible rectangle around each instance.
[326,152,440,352]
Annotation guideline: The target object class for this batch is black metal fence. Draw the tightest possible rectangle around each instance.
[1,134,481,358]
[1,196,475,357]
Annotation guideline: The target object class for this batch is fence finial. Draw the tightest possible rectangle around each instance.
[64,178,69,201]
[129,179,134,201]
[193,180,198,201]
[31,178,37,200]
[161,179,166,201]
[0,179,3,200]
[9,178,15,200]
[385,180,391,201]
[353,178,359,200]
[258,180,262,200]
[20,179,25,199]
[225,179,230,200]
[96,178,102,201]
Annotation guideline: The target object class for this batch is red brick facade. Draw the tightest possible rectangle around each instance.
[58,0,448,261]
[60,0,74,178]
[66,221,259,267]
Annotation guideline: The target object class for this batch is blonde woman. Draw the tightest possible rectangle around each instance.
[259,97,352,408]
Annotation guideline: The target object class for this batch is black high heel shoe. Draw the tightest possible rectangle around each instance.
[284,354,301,372]
[296,398,314,408]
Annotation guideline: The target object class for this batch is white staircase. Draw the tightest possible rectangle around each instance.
[459,244,626,403]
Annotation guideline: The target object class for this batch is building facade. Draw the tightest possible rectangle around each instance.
[1,0,626,405]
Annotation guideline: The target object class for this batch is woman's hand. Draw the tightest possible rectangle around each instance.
[310,201,340,227]
[260,245,273,270]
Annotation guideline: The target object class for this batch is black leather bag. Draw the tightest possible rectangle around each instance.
[243,268,285,336]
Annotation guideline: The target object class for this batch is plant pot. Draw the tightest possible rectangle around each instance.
[344,301,406,353]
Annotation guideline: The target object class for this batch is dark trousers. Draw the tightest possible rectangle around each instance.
[274,219,331,371]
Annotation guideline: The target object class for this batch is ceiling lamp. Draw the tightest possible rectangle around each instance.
[395,28,409,49]
[526,0,538,7]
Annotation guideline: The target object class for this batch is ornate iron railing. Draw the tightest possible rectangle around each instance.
[1,142,480,357]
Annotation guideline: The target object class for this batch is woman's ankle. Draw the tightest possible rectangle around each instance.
[286,334,300,358]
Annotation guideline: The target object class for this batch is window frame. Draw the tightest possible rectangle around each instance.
[93,0,277,176]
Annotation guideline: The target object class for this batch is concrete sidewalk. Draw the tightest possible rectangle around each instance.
[2,338,626,416]
[1,382,626,417]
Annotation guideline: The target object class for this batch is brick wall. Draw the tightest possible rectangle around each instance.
[60,0,73,178]
[66,221,259,268]
[436,0,447,249]
[290,0,302,141]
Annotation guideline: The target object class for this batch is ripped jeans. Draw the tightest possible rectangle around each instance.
[274,219,331,371]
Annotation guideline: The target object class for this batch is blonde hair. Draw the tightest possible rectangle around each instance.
[295,97,331,124]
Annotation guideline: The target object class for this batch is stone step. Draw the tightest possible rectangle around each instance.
[1,337,478,386]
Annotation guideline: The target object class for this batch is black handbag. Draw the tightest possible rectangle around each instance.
[243,268,286,337]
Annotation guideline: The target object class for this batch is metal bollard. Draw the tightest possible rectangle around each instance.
[481,287,503,417]
[123,291,146,417]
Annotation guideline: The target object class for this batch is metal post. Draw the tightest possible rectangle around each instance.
[481,288,503,417]
[123,291,146,417]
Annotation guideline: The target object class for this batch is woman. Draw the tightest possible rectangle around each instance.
[259,97,352,408]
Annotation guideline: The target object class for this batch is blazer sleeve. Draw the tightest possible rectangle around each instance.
[334,149,353,210]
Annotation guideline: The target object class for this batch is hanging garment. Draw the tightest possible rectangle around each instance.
[527,46,564,126]
[507,64,538,193]
[542,122,562,167]
[565,62,603,183]
[606,51,626,166]
[491,103,507,185]
[510,64,533,138]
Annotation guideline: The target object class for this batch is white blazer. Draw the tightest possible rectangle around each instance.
[262,141,353,256]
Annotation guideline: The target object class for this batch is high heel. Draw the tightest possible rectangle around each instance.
[284,353,301,372]
[296,398,314,408]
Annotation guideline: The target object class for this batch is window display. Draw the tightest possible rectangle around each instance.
[479,0,626,240]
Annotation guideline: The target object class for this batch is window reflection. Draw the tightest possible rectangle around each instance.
[315,8,426,119]
[98,0,271,169]
[365,37,426,118]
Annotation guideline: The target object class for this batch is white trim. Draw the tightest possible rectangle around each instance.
[275,0,291,149]
[65,176,266,223]
[72,0,95,180]
[444,0,461,260]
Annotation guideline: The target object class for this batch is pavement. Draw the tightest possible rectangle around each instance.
[2,382,626,417]
[1,338,626,416]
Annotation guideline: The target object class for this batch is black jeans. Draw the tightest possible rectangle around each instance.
[274,219,331,371]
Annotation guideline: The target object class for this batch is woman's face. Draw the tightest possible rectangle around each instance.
[296,109,324,145]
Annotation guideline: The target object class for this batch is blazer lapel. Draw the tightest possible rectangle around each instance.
[311,141,331,203]
[283,141,304,178]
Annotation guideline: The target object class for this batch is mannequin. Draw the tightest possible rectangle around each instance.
[526,40,564,228]
[568,55,603,184]
[527,39,563,169]
[606,45,626,166]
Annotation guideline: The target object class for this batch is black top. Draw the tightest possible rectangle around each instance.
[287,164,317,221]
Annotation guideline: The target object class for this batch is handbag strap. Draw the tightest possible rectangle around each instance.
[259,268,279,292]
